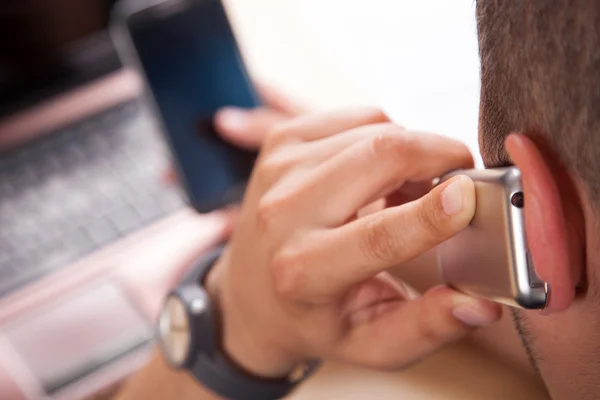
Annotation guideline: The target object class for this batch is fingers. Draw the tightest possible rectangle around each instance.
[270,176,475,301]
[215,107,289,150]
[334,286,502,369]
[296,122,405,162]
[341,273,414,318]
[274,127,473,226]
[217,106,389,155]
[213,84,305,149]
[328,176,475,292]
[271,107,390,142]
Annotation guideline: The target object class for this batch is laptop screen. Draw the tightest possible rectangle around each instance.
[0,0,121,117]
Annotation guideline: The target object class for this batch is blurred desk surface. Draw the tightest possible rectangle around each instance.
[0,0,549,399]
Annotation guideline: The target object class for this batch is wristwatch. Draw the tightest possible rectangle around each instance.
[157,246,319,400]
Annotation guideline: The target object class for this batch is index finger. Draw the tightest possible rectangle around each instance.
[272,175,475,302]
[276,127,474,228]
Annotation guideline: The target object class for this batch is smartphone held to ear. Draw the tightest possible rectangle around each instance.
[112,0,258,213]
[437,167,548,309]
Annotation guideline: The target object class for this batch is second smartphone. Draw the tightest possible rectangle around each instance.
[113,0,260,212]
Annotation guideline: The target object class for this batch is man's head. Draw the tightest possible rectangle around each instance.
[476,1,600,398]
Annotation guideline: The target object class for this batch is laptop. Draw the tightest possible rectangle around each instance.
[0,0,186,297]
[0,3,203,396]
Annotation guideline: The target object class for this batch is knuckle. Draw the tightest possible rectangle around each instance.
[256,154,292,185]
[254,163,277,189]
[417,195,446,242]
[256,143,303,184]
[370,126,416,159]
[264,122,293,149]
[415,290,459,348]
[256,195,287,232]
[270,249,305,299]
[362,213,398,264]
[360,107,390,124]
[255,160,274,180]
[416,311,445,347]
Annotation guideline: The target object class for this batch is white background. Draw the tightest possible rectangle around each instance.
[227,0,483,163]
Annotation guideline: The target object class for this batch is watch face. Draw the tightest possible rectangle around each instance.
[158,295,192,367]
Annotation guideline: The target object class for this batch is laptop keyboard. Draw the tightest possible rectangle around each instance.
[0,101,186,296]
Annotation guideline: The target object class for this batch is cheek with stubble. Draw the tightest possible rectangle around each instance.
[512,300,600,399]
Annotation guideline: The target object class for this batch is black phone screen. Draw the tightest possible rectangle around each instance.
[127,0,258,212]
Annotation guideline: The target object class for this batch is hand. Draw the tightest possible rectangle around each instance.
[207,108,503,379]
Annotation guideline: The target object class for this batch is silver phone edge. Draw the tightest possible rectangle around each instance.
[438,168,548,310]
[502,169,548,309]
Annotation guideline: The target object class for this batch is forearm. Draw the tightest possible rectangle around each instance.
[114,349,220,400]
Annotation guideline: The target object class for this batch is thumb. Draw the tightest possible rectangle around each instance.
[214,107,290,150]
[334,286,502,370]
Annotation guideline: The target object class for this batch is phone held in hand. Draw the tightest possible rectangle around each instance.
[112,0,259,213]
[437,167,548,309]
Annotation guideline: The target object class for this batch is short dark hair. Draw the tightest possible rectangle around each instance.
[476,0,600,207]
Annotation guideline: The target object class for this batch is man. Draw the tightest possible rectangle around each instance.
[118,1,598,399]
[475,2,598,398]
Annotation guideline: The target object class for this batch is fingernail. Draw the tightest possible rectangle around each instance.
[441,178,464,215]
[216,107,250,132]
[452,297,499,327]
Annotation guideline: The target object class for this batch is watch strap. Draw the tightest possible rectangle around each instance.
[192,351,315,400]
[181,245,225,287]
[180,246,320,400]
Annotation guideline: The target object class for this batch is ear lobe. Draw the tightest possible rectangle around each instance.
[505,134,575,313]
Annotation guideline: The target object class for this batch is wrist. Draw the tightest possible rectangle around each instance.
[205,258,300,379]
[159,247,316,400]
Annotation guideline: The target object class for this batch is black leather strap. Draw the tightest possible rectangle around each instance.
[179,246,319,400]
[181,245,224,287]
[192,351,305,400]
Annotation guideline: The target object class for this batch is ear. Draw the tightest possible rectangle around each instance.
[505,134,580,313]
